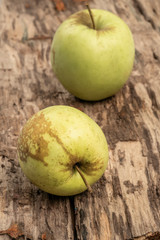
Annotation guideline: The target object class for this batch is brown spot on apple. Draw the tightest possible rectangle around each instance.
[69,12,93,28]
[18,112,51,166]
[18,112,80,167]
[80,158,104,176]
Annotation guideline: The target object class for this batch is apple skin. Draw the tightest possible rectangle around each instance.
[51,9,135,101]
[17,105,108,196]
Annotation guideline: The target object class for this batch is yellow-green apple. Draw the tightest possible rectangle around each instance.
[51,8,135,101]
[17,105,108,196]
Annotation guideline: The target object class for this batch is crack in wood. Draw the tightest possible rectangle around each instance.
[127,231,160,240]
[133,0,156,29]
[69,196,78,240]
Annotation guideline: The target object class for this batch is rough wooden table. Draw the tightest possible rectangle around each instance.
[0,0,160,239]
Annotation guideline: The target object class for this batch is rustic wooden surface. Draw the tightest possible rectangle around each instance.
[0,0,160,239]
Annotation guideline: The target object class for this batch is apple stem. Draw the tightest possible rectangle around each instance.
[75,165,92,193]
[85,3,96,30]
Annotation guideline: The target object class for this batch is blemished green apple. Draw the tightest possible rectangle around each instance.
[17,105,108,196]
[51,8,135,101]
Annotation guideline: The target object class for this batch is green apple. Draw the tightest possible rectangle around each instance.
[17,105,108,196]
[51,8,135,101]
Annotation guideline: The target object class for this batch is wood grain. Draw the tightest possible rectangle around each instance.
[0,0,160,239]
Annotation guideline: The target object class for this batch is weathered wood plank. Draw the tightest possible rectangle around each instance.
[0,0,160,239]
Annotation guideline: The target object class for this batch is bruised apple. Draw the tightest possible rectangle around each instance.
[17,105,109,196]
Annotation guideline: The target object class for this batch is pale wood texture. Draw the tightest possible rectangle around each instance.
[0,0,160,239]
